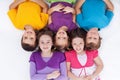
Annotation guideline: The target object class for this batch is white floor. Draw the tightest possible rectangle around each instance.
[0,0,120,80]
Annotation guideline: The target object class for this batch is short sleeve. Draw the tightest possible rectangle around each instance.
[65,52,71,62]
[105,10,114,23]
[7,9,17,28]
[93,50,98,59]
[48,23,57,32]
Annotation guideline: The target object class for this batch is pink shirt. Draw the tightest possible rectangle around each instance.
[65,50,98,68]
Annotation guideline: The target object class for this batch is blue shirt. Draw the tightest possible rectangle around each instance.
[76,0,114,31]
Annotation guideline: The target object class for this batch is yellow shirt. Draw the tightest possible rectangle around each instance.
[7,1,48,30]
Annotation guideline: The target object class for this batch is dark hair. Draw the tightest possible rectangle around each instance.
[69,28,87,50]
[21,37,38,51]
[37,28,55,51]
[85,37,102,50]
[21,30,38,51]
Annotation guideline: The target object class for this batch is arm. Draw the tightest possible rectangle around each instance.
[86,56,104,80]
[30,0,48,13]
[103,0,114,11]
[55,61,68,80]
[30,62,48,80]
[67,62,83,80]
[75,0,85,14]
[9,0,26,10]
[48,3,64,15]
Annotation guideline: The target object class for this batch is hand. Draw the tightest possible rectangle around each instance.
[85,75,94,80]
[52,3,65,12]
[62,6,75,14]
[42,8,48,13]
[47,71,60,79]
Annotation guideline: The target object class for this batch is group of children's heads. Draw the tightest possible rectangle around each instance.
[21,27,102,52]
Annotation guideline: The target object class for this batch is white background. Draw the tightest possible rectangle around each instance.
[0,0,120,80]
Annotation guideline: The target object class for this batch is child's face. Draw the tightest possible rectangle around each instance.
[22,29,36,46]
[39,35,53,52]
[86,28,99,46]
[55,30,68,48]
[72,37,84,53]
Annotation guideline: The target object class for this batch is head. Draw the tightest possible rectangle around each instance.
[37,28,54,52]
[21,25,37,51]
[70,28,87,53]
[55,29,69,51]
[86,28,102,50]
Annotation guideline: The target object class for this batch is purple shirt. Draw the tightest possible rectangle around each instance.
[29,51,68,80]
[48,2,77,32]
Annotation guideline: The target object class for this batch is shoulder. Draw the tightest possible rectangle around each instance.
[53,51,65,57]
[30,51,40,57]
[65,50,76,57]
[86,50,98,58]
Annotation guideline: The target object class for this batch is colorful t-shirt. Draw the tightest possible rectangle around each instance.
[48,2,77,32]
[29,51,68,80]
[76,0,114,31]
[47,0,76,4]
[65,50,100,80]
[7,1,48,30]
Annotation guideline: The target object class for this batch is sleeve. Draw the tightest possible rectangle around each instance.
[76,13,83,27]
[30,62,47,80]
[39,13,49,28]
[29,53,35,62]
[48,23,57,32]
[105,10,114,23]
[65,52,71,62]
[54,61,68,80]
[93,50,98,59]
[7,9,17,27]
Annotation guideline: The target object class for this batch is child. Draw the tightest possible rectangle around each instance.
[7,0,48,51]
[75,0,114,50]
[29,28,68,80]
[65,28,104,80]
[47,1,78,51]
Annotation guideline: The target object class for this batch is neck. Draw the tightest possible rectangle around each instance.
[77,51,85,55]
[59,26,68,31]
[41,51,52,57]
[24,25,33,30]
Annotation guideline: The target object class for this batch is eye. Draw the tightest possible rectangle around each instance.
[63,37,66,39]
[24,36,27,39]
[88,37,92,39]
[94,37,97,40]
[47,41,50,44]
[40,41,44,44]
[57,37,60,39]
[73,43,76,45]
[30,37,34,40]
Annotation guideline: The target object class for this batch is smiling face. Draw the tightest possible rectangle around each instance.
[39,35,53,53]
[55,29,69,49]
[72,37,84,54]
[22,28,36,46]
[86,28,99,45]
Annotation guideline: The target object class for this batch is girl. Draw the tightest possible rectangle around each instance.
[7,0,48,51]
[65,28,103,80]
[29,28,68,80]
[47,0,78,51]
[75,0,114,50]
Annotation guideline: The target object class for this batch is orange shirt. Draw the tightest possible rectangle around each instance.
[7,1,48,30]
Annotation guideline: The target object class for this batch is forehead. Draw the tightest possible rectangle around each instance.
[39,35,52,40]
[72,37,84,42]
